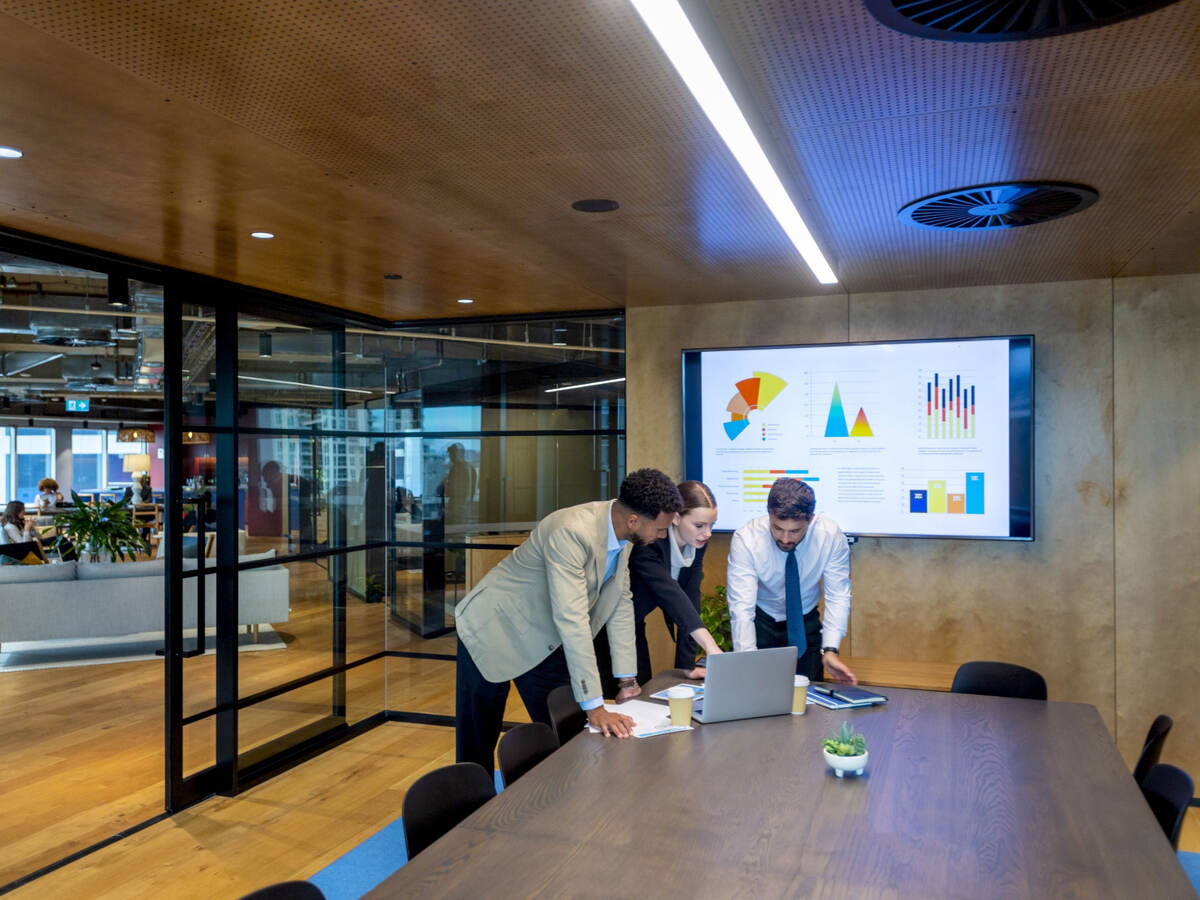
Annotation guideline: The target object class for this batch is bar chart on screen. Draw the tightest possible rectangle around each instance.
[920,369,978,440]
[907,472,985,515]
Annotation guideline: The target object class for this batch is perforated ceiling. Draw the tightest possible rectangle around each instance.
[0,0,1197,317]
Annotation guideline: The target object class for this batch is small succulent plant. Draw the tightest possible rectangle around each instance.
[822,721,867,757]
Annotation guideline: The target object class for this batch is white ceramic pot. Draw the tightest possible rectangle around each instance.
[823,748,868,778]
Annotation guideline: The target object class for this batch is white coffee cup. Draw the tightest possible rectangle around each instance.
[792,675,810,715]
[666,685,695,726]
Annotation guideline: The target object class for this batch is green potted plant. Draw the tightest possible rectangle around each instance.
[699,584,732,653]
[822,721,868,777]
[56,490,150,562]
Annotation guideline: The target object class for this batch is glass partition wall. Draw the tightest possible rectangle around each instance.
[163,295,625,807]
[0,229,624,887]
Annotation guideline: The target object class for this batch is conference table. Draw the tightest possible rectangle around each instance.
[367,673,1193,898]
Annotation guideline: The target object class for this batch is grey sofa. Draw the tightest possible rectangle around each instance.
[0,554,290,647]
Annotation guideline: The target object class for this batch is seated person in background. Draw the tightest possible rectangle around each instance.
[595,479,725,693]
[726,478,857,685]
[1,500,37,549]
[133,475,154,504]
[36,478,63,511]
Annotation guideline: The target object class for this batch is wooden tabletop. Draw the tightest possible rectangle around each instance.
[367,673,1193,898]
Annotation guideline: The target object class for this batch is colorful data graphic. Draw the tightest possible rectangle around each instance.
[824,383,874,437]
[723,371,787,440]
[925,372,976,439]
[909,472,984,514]
[742,467,819,503]
[692,338,1018,537]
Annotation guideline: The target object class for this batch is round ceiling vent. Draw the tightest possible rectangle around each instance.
[898,182,1098,230]
[863,0,1182,41]
[32,327,117,347]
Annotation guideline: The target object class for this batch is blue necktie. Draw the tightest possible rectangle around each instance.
[784,548,806,657]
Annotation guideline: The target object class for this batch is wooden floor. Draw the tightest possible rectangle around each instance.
[0,542,529,889]
[8,722,458,899]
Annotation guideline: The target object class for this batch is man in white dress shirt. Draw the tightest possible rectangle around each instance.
[726,478,857,684]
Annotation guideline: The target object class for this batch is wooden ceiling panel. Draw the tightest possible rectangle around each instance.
[0,0,1197,319]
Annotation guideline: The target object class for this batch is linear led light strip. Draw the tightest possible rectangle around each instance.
[544,377,626,394]
[628,0,838,285]
[237,374,374,395]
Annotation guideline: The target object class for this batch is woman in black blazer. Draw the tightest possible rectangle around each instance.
[596,481,724,695]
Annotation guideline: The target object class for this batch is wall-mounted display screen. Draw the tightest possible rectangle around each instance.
[682,336,1033,540]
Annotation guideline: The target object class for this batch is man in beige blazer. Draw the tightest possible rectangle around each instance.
[455,469,683,773]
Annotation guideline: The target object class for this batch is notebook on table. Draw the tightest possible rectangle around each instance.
[692,646,797,724]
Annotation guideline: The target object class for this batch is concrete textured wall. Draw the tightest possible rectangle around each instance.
[627,274,1198,775]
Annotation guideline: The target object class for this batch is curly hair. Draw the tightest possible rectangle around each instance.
[38,477,59,492]
[767,477,815,519]
[618,468,682,519]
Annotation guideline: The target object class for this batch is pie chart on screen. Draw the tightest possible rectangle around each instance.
[724,371,786,440]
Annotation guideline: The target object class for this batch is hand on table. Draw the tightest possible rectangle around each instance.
[587,706,635,738]
[685,646,723,680]
[822,652,858,685]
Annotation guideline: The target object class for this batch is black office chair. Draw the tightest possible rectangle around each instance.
[1132,714,1173,787]
[1140,763,1193,849]
[497,722,558,787]
[402,762,495,858]
[547,683,586,747]
[951,661,1047,701]
[237,881,325,900]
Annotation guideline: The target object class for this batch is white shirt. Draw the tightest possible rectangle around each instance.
[726,514,851,652]
[667,524,696,580]
[2,522,26,544]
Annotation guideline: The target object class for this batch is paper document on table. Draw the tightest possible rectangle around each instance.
[585,699,693,738]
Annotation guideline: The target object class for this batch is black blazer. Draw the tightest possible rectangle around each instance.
[629,535,706,635]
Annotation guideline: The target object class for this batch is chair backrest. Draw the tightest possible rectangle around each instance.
[1140,763,1193,849]
[951,661,1047,700]
[1132,714,1173,787]
[237,881,325,900]
[402,762,495,857]
[546,683,586,747]
[497,722,558,787]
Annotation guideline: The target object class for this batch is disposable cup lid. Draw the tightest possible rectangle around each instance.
[794,675,810,687]
[666,685,695,699]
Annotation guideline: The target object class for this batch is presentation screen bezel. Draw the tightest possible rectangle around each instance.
[681,335,1034,541]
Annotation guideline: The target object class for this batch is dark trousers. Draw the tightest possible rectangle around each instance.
[593,622,652,700]
[455,638,570,774]
[755,606,823,681]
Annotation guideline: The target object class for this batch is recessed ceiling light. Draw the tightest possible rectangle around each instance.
[0,146,23,159]
[457,298,474,304]
[629,0,838,285]
[250,231,275,239]
[571,199,620,213]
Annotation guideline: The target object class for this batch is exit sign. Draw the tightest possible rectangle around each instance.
[66,398,90,412]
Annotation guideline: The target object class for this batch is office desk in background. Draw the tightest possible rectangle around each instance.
[367,675,1192,899]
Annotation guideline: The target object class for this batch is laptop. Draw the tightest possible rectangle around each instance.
[692,646,798,723]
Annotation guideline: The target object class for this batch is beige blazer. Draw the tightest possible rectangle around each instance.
[454,500,637,702]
